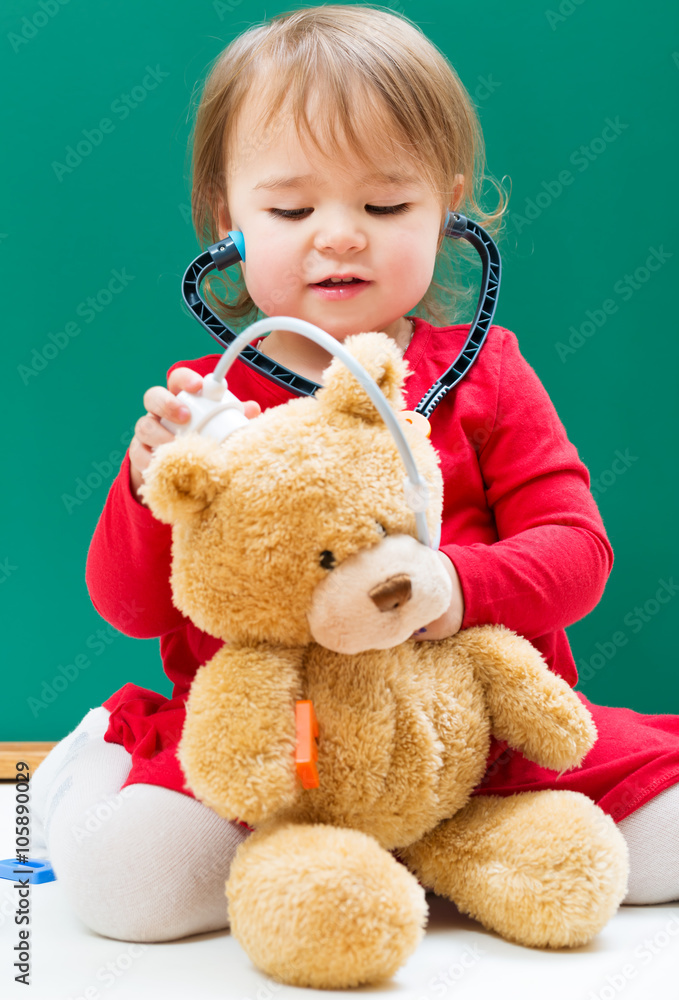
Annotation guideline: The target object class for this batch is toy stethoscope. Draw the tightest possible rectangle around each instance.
[168,210,501,551]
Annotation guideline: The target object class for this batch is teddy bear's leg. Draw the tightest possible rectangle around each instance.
[225,820,428,989]
[396,790,629,949]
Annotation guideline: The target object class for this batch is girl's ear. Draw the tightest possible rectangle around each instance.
[139,433,229,524]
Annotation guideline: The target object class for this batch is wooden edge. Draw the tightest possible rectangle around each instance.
[0,743,57,778]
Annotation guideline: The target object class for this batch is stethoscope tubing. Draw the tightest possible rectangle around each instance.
[180,211,501,416]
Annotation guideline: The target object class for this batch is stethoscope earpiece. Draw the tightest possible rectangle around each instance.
[229,230,245,262]
[207,230,246,268]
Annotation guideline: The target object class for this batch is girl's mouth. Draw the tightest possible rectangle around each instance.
[310,279,371,300]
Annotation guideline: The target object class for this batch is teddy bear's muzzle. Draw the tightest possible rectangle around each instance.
[306,534,452,654]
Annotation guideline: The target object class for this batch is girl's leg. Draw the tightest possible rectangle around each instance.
[617,781,679,904]
[30,706,128,858]
[30,707,252,941]
[472,695,679,906]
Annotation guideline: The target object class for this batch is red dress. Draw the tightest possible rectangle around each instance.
[87,319,679,823]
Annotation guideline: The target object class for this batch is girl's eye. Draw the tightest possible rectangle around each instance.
[366,204,410,216]
[268,204,410,220]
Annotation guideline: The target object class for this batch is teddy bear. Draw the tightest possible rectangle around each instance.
[140,331,629,990]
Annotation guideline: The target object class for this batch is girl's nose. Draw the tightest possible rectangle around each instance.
[312,210,368,255]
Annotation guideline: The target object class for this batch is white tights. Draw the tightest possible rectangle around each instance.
[29,707,679,943]
[29,707,251,942]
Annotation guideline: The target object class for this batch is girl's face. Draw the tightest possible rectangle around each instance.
[219,96,446,341]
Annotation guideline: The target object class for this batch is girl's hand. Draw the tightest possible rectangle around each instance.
[411,550,465,641]
[129,368,261,503]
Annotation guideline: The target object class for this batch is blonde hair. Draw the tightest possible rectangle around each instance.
[189,4,509,329]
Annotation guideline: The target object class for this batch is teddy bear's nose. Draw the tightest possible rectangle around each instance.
[368,573,412,612]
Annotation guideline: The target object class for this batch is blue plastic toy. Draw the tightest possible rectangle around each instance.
[0,857,56,884]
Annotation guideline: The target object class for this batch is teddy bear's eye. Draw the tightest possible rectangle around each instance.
[376,522,387,537]
[319,550,336,571]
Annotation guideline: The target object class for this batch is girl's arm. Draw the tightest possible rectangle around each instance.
[441,328,614,642]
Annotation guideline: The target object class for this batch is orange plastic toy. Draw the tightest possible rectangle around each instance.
[295,700,320,788]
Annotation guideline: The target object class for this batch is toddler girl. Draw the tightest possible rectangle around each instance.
[31,4,679,943]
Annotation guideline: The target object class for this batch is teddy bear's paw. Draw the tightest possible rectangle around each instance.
[400,791,629,950]
[225,822,428,988]
[178,750,299,827]
[503,691,598,774]
[459,625,597,771]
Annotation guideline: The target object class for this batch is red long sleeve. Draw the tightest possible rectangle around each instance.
[438,328,614,640]
[85,449,187,638]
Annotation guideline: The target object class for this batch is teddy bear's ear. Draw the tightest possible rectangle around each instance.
[317,331,409,422]
[138,433,229,524]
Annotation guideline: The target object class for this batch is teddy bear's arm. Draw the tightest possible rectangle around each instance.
[177,644,305,825]
[454,625,596,772]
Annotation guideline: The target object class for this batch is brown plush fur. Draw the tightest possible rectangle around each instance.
[141,332,629,988]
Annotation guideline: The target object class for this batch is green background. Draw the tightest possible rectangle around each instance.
[2,0,677,741]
